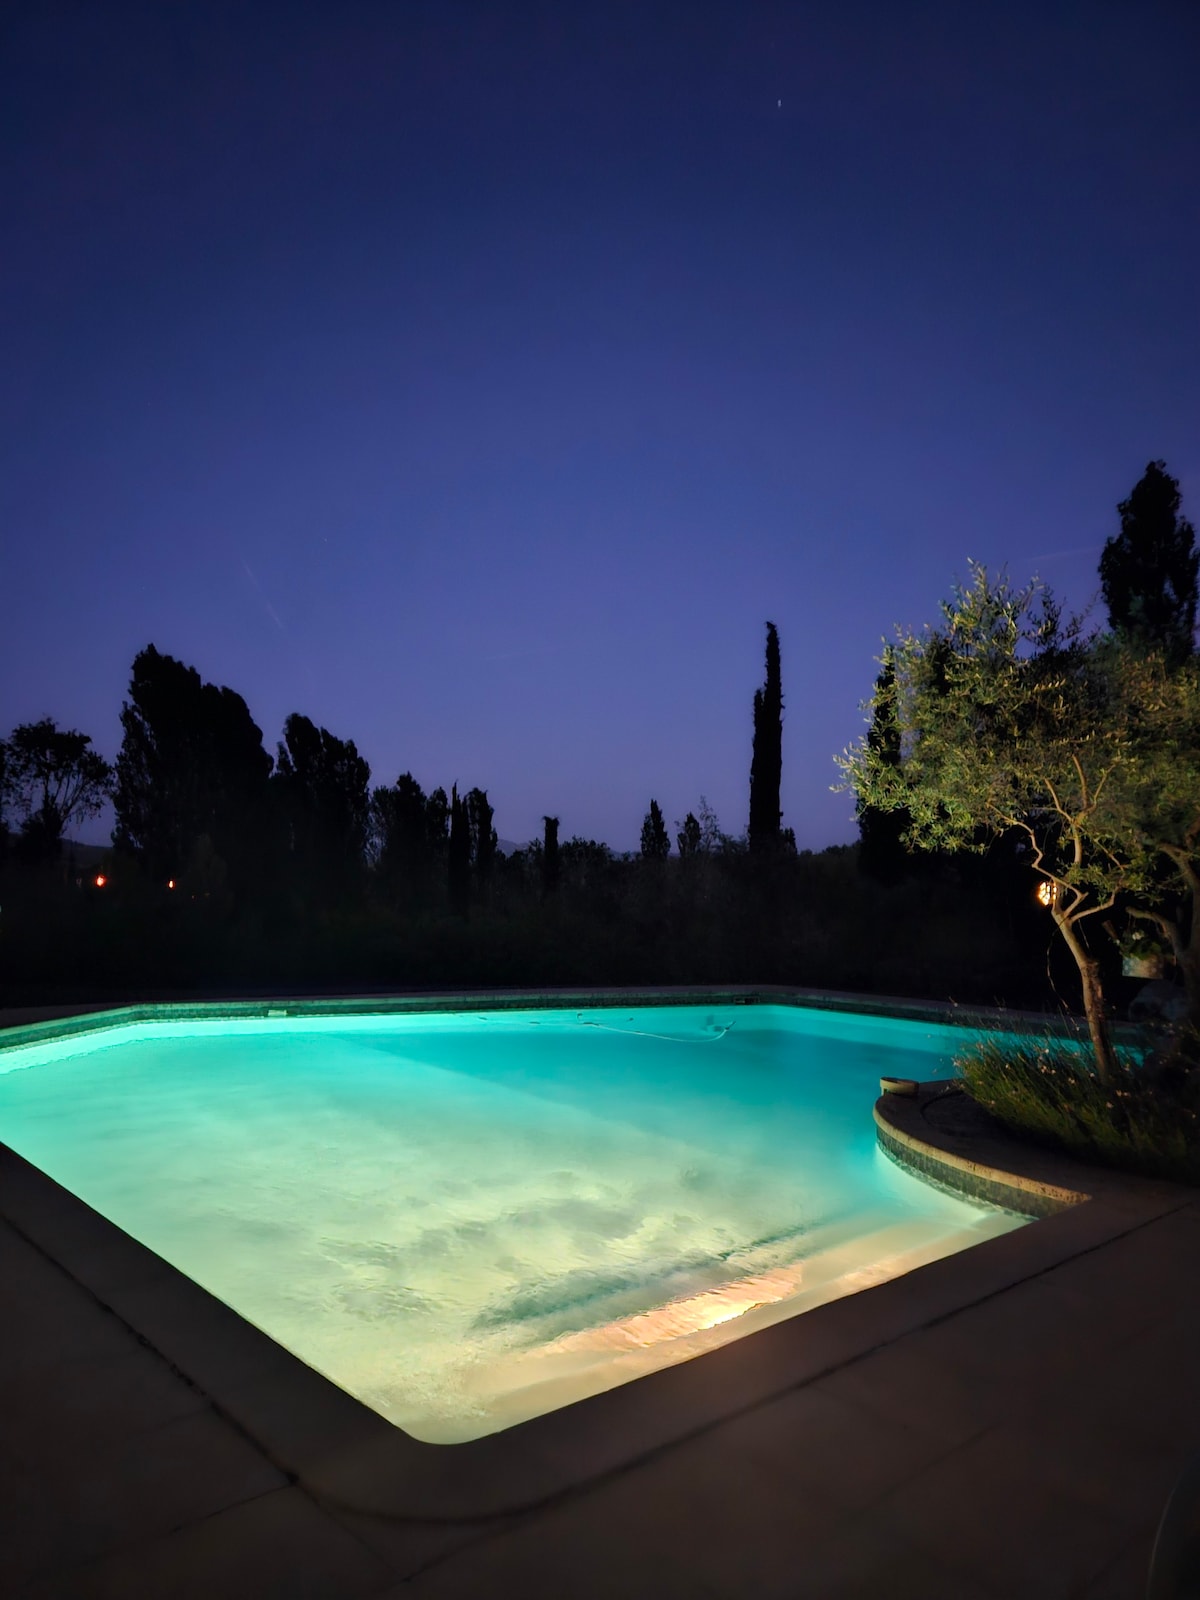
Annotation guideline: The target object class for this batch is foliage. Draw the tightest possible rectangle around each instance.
[447,784,471,916]
[371,773,440,905]
[836,565,1161,1082]
[856,645,911,883]
[541,815,560,895]
[559,836,615,895]
[4,829,1065,1010]
[640,798,670,860]
[675,811,701,858]
[3,719,112,862]
[957,1031,1200,1184]
[676,798,729,858]
[1100,460,1198,663]
[1098,646,1200,1028]
[748,621,783,853]
[113,645,274,897]
[275,713,371,903]
[466,788,497,886]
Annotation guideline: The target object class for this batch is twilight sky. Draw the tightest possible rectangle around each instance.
[3,1,1198,852]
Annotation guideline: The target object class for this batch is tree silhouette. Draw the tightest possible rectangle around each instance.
[640,798,670,860]
[376,771,438,908]
[446,785,470,915]
[1100,461,1198,661]
[113,645,273,895]
[466,787,497,887]
[748,622,783,853]
[856,645,911,883]
[0,738,8,860]
[275,713,371,904]
[4,718,112,862]
[542,815,560,895]
[676,811,701,858]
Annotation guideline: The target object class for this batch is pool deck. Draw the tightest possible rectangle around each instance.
[2,993,1198,1598]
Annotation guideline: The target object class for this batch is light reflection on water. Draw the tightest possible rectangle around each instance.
[0,1004,1022,1440]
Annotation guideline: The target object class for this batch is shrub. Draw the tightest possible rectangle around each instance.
[957,1030,1200,1184]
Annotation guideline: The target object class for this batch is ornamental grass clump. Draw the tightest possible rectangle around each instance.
[956,1032,1200,1184]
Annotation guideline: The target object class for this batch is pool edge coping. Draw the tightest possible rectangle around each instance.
[873,1090,1092,1219]
[0,981,1142,1053]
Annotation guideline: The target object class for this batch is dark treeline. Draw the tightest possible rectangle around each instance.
[1,461,1193,1014]
[0,632,1052,1009]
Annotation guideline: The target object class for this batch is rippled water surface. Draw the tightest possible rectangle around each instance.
[0,1005,1024,1439]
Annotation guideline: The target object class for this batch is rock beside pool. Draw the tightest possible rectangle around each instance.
[1129,980,1189,1025]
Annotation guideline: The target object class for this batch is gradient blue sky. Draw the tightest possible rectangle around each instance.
[3,1,1198,851]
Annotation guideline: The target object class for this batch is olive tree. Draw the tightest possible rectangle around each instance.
[837,565,1156,1084]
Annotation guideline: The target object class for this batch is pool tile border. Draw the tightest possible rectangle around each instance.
[873,1094,1089,1219]
[0,980,1139,1052]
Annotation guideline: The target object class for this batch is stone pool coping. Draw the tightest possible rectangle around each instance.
[0,985,1190,1536]
[874,1084,1093,1220]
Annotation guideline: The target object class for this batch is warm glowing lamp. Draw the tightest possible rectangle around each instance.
[1035,880,1057,907]
[167,879,175,889]
[94,874,107,888]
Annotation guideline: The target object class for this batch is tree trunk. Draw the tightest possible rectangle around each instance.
[1053,910,1119,1085]
[1177,878,1200,1036]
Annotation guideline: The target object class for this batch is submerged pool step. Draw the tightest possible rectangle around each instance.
[539,1215,984,1357]
[415,1211,1019,1443]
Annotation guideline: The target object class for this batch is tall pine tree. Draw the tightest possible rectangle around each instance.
[748,622,783,854]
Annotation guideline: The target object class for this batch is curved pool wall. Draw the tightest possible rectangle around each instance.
[0,991,1030,1443]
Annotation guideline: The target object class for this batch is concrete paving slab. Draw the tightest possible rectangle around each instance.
[1,1345,208,1462]
[1083,1531,1163,1600]
[681,1380,963,1511]
[17,1487,394,1600]
[867,1425,1143,1600]
[2,994,1196,1599]
[2,1409,286,1592]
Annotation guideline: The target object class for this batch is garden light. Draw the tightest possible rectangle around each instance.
[1035,880,1058,907]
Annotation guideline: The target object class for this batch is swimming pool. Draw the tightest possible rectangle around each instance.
[0,1001,1026,1442]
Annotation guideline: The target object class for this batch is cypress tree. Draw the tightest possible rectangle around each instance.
[1100,460,1198,661]
[748,622,783,854]
[640,799,670,860]
[541,815,560,895]
[113,645,274,897]
[275,713,371,905]
[466,787,497,887]
[447,783,471,915]
[676,812,701,858]
[856,645,911,883]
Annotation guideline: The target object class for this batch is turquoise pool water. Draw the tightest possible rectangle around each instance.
[0,1003,1025,1440]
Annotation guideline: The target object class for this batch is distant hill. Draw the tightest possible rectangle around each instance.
[62,840,110,869]
[61,838,536,866]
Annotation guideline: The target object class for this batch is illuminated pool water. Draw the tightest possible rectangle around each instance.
[0,1003,1026,1441]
